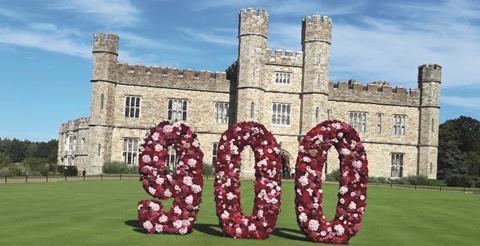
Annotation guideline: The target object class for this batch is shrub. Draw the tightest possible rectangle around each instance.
[203,163,214,176]
[325,169,340,182]
[57,165,78,176]
[0,165,27,177]
[445,174,479,187]
[102,161,137,174]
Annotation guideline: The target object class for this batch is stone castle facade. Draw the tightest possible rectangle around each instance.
[58,8,441,179]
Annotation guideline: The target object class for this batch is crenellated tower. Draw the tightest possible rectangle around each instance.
[235,8,268,123]
[417,64,441,178]
[300,15,332,134]
[87,33,119,174]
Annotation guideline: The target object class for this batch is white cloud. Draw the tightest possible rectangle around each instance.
[178,27,236,47]
[52,0,141,27]
[442,96,480,109]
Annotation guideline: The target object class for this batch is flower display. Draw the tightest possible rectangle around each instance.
[295,120,368,244]
[137,121,204,235]
[214,121,282,239]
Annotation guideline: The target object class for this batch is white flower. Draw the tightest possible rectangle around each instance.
[149,202,160,212]
[320,231,327,236]
[299,174,309,186]
[191,184,202,193]
[308,220,319,231]
[360,195,365,200]
[248,223,256,231]
[313,203,319,209]
[163,125,173,133]
[187,158,197,167]
[179,227,188,235]
[340,198,345,204]
[221,211,230,219]
[299,212,308,222]
[143,221,153,230]
[148,187,156,195]
[257,210,264,218]
[257,159,267,167]
[334,224,345,235]
[173,220,183,228]
[298,206,304,212]
[235,227,242,235]
[352,160,362,169]
[174,206,182,215]
[306,188,313,195]
[156,177,164,185]
[337,132,344,138]
[183,176,193,186]
[226,192,235,200]
[152,132,160,141]
[302,156,311,163]
[164,189,172,198]
[340,148,351,156]
[185,195,193,205]
[142,155,152,164]
[299,145,305,153]
[154,144,163,152]
[349,201,357,210]
[192,139,200,148]
[339,186,348,195]
[350,192,356,197]
[155,224,163,232]
[158,215,168,223]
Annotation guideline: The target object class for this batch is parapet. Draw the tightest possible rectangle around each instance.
[302,15,332,44]
[115,63,230,93]
[93,33,119,55]
[418,64,442,83]
[239,8,269,38]
[265,48,303,67]
[60,117,90,133]
[329,80,420,107]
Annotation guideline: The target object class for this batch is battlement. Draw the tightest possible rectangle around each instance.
[93,33,119,54]
[418,64,442,83]
[239,8,268,38]
[115,63,230,92]
[60,117,90,133]
[329,80,420,106]
[265,48,303,67]
[302,15,332,44]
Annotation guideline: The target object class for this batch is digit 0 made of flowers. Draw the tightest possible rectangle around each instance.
[295,120,368,244]
[138,121,204,235]
[214,122,282,239]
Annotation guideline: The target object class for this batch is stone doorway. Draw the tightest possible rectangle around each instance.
[280,149,293,179]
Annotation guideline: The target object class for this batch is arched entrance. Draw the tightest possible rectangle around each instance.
[280,149,293,179]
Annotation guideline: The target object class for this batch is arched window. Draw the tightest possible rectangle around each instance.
[100,94,104,110]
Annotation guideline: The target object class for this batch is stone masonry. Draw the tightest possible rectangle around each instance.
[58,8,441,179]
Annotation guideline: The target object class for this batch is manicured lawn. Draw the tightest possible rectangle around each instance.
[0,179,479,246]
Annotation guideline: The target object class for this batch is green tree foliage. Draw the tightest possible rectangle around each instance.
[438,116,480,182]
[0,138,58,163]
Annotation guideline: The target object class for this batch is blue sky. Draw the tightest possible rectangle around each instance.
[0,0,479,141]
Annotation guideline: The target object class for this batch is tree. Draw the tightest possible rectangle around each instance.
[438,116,480,180]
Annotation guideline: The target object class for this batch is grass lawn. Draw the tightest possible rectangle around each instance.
[0,179,479,246]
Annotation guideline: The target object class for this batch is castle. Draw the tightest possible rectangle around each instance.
[58,8,441,179]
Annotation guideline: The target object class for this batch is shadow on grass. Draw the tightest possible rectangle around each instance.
[272,227,310,242]
[193,223,224,237]
[124,219,148,234]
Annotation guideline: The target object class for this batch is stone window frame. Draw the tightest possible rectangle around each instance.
[349,111,367,133]
[375,113,383,134]
[273,71,292,84]
[393,114,406,136]
[213,101,229,124]
[250,102,256,120]
[167,98,188,122]
[212,142,218,166]
[315,106,321,123]
[122,137,139,165]
[124,95,142,118]
[272,102,291,126]
[100,94,105,110]
[391,152,404,177]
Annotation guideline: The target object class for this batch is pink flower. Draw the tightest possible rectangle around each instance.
[142,155,152,164]
[143,221,153,230]
[308,220,319,231]
[163,125,173,133]
[185,195,193,205]
[183,176,193,186]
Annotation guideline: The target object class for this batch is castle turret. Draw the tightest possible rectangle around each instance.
[235,8,268,123]
[300,15,332,134]
[417,64,441,178]
[87,33,119,174]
